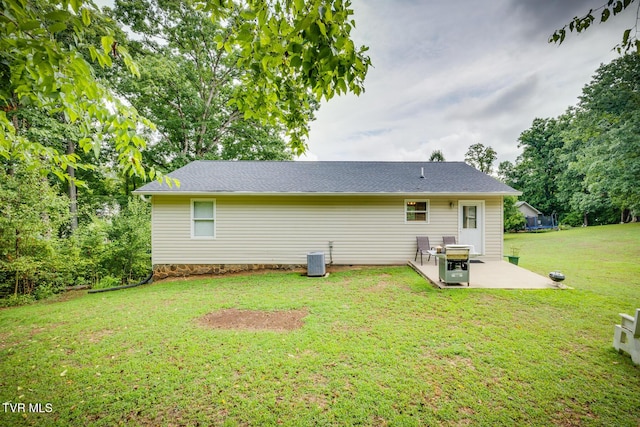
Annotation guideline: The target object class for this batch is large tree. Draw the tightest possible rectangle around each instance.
[511,117,569,216]
[0,0,157,182]
[428,149,445,162]
[199,0,371,153]
[504,55,640,225]
[108,0,295,171]
[554,115,612,227]
[1,0,370,179]
[570,54,640,218]
[464,143,497,174]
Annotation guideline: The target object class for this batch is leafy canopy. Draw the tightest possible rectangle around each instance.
[109,0,296,170]
[199,0,371,154]
[1,0,370,178]
[572,54,640,213]
[428,149,445,162]
[502,54,640,224]
[0,0,160,181]
[464,143,497,174]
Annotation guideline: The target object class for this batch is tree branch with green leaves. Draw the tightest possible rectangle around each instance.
[1,0,370,182]
[549,0,640,54]
[201,0,371,154]
[0,0,168,184]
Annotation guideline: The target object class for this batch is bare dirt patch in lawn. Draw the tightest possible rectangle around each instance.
[196,308,308,331]
[87,328,115,344]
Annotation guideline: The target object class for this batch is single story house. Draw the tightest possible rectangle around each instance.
[515,201,558,231]
[515,201,542,218]
[134,161,521,279]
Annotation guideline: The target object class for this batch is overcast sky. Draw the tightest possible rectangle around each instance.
[300,0,636,164]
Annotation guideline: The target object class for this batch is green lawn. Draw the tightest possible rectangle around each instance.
[1,224,639,426]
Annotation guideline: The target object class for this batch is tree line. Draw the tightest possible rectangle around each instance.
[0,0,370,304]
[2,0,638,303]
[498,53,640,227]
[435,54,640,230]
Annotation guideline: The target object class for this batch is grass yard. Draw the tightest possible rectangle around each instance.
[1,224,639,426]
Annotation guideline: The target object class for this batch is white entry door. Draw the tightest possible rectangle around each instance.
[459,201,484,255]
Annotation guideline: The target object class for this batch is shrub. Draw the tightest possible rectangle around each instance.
[60,198,151,286]
[101,197,151,282]
[504,197,526,232]
[33,283,58,300]
[561,211,584,227]
[94,275,121,290]
[66,218,110,286]
[0,166,152,296]
[0,294,35,308]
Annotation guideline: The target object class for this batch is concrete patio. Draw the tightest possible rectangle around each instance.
[408,258,563,289]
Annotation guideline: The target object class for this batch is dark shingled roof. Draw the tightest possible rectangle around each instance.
[134,161,520,195]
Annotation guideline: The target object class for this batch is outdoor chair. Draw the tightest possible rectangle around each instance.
[442,236,456,246]
[414,236,433,266]
[613,308,640,365]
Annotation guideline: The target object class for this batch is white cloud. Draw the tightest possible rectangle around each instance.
[304,0,637,164]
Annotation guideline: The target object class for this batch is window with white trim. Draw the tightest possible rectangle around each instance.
[405,199,429,222]
[191,199,216,238]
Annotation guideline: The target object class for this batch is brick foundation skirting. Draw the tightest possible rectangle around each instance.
[153,263,305,280]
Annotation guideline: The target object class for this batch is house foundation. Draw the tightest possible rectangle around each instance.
[152,263,304,280]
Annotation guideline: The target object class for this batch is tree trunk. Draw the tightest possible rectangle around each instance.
[583,212,588,227]
[7,97,19,177]
[14,229,19,296]
[124,173,130,197]
[67,139,78,232]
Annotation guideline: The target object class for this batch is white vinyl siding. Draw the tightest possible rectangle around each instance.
[151,195,505,265]
[483,197,503,260]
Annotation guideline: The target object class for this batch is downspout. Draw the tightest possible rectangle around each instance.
[328,241,334,265]
[88,272,153,294]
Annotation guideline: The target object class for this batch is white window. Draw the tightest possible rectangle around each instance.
[463,205,477,229]
[191,199,216,238]
[405,199,429,223]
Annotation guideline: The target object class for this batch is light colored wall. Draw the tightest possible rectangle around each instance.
[484,197,504,259]
[150,195,505,265]
[517,204,540,218]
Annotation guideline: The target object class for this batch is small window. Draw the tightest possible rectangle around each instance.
[463,205,477,229]
[192,199,215,238]
[405,200,429,222]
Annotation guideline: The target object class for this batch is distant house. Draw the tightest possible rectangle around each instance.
[515,201,542,218]
[515,201,557,231]
[134,161,521,279]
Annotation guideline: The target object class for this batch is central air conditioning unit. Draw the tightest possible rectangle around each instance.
[307,252,326,277]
